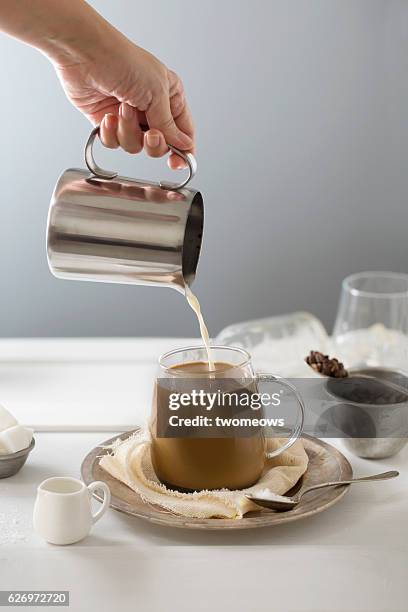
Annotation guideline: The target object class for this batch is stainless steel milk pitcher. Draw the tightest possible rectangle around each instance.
[46,127,204,291]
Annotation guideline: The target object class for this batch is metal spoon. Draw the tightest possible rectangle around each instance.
[245,470,399,512]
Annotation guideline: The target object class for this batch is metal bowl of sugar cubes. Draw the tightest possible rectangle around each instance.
[0,404,34,478]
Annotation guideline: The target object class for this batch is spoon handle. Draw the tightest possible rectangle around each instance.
[300,470,399,498]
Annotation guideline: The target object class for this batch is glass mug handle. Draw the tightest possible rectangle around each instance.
[256,374,305,459]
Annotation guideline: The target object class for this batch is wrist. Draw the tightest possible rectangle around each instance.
[41,6,125,68]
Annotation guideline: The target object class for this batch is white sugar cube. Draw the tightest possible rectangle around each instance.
[0,404,18,431]
[0,425,33,454]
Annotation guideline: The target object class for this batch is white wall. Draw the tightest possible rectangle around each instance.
[0,0,407,337]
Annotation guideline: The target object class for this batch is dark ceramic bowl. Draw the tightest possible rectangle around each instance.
[0,437,35,478]
[325,368,408,458]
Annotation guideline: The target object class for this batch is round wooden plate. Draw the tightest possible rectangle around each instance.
[81,431,352,530]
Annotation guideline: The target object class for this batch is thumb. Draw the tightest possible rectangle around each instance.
[146,96,193,151]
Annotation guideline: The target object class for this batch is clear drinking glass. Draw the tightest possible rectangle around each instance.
[332,272,408,371]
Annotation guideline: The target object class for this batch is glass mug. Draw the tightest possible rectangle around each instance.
[149,346,305,491]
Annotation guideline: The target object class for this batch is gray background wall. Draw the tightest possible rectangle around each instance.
[0,0,407,338]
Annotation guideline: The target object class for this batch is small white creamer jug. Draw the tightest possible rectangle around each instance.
[33,476,110,545]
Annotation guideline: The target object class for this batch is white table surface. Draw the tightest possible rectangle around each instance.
[0,338,197,431]
[0,339,407,612]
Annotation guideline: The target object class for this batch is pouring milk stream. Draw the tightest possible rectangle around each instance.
[185,286,214,370]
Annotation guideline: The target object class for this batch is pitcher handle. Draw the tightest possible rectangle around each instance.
[84,125,197,190]
[87,480,111,524]
[256,374,305,458]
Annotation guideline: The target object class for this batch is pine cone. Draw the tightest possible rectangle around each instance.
[305,350,348,378]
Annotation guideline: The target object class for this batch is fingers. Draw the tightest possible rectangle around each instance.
[98,68,195,172]
[100,114,119,149]
[99,112,181,168]
[167,71,195,169]
[167,151,187,170]
[146,96,193,154]
[144,129,190,170]
[170,94,194,148]
[100,105,144,154]
[118,103,143,153]
[166,97,194,169]
[143,129,168,158]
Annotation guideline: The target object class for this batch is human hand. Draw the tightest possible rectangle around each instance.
[55,37,194,169]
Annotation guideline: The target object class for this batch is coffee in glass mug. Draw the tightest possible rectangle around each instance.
[149,346,305,491]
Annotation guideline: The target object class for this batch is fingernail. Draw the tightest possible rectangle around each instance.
[175,160,187,169]
[168,156,187,170]
[120,103,134,121]
[146,132,160,148]
[173,154,187,169]
[105,114,117,128]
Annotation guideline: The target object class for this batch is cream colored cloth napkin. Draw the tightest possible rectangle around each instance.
[99,431,308,519]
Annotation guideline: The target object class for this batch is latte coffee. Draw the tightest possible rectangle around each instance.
[150,361,266,491]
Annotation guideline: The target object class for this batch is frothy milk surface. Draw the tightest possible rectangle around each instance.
[185,285,214,370]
